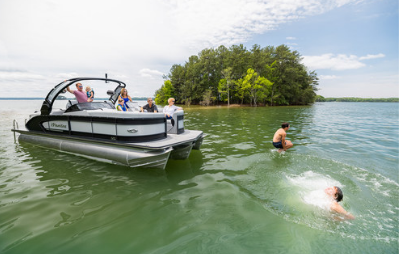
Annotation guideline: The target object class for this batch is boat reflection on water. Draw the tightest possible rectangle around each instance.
[14,140,205,198]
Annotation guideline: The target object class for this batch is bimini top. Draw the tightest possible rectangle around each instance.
[40,76,126,116]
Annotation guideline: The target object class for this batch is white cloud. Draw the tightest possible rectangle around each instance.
[319,75,339,80]
[359,53,385,60]
[0,0,362,97]
[139,69,164,79]
[303,53,385,71]
[303,54,365,70]
[317,73,399,98]
[0,71,45,81]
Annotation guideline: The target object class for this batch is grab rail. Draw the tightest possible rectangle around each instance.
[12,119,19,143]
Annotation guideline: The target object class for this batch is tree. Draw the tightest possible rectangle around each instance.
[236,68,273,106]
[255,76,273,105]
[218,67,233,106]
[154,80,173,105]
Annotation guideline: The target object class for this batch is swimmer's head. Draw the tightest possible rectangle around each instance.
[334,186,343,202]
[282,122,290,129]
[325,186,344,202]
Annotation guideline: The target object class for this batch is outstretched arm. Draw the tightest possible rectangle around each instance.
[331,202,355,220]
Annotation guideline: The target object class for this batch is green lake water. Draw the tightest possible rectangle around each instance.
[0,100,399,253]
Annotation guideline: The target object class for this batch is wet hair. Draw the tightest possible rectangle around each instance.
[335,186,343,202]
[281,122,289,128]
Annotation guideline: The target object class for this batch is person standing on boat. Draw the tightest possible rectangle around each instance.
[66,83,89,103]
[272,122,293,153]
[119,88,132,109]
[142,97,158,113]
[116,98,127,111]
[163,98,182,119]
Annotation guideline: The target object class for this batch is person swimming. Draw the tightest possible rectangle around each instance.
[324,186,355,220]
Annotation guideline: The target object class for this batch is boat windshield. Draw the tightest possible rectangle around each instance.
[47,80,71,103]
[65,102,115,113]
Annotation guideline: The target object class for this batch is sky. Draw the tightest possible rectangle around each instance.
[0,0,399,98]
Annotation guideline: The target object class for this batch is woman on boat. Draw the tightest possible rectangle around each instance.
[116,98,127,111]
[163,98,182,119]
[119,88,132,109]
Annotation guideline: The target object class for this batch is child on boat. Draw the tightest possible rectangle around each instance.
[86,86,94,102]
[116,98,127,111]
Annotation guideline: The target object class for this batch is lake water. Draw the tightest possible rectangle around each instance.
[0,100,399,253]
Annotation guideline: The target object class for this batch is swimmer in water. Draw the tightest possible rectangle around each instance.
[272,122,293,153]
[325,186,355,220]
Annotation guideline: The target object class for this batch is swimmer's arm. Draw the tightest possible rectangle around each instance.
[331,202,355,220]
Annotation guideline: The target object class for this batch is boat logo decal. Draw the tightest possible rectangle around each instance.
[51,122,67,129]
[127,128,138,133]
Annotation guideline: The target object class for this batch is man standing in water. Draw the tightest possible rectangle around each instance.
[272,122,293,153]
[325,186,355,220]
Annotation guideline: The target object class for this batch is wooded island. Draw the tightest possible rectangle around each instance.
[154,44,319,106]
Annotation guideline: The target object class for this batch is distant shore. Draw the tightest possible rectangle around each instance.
[315,96,399,102]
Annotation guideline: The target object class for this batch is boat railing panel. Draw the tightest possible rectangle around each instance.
[50,109,66,115]
[85,111,166,119]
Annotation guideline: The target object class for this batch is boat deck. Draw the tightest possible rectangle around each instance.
[12,128,203,150]
[126,130,203,149]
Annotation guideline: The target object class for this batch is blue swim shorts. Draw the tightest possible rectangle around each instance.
[272,141,286,149]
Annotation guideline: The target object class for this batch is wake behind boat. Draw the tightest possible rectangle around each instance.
[11,77,204,169]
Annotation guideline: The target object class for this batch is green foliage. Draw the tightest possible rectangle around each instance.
[154,80,173,105]
[156,44,319,106]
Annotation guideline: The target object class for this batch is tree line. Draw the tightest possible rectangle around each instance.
[154,44,319,106]
[315,96,399,102]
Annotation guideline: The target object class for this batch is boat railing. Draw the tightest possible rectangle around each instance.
[12,119,19,143]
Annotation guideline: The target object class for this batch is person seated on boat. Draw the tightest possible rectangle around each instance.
[66,82,89,103]
[86,86,94,102]
[141,97,158,113]
[116,98,127,111]
[163,98,182,119]
[119,88,132,109]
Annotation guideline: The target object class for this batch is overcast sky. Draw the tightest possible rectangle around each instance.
[0,0,399,98]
